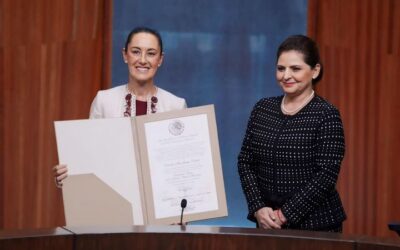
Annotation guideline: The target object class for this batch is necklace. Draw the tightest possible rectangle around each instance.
[124,85,158,117]
[281,90,315,115]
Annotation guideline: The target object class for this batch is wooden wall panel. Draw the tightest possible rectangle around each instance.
[0,0,112,229]
[308,0,400,238]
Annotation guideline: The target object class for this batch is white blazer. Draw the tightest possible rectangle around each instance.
[89,85,187,118]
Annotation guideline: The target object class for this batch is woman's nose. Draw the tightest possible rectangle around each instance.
[139,53,146,63]
[283,69,291,80]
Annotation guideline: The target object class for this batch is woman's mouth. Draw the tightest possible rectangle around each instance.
[283,81,296,86]
[135,66,150,73]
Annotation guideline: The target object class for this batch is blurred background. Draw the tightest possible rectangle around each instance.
[1,0,399,238]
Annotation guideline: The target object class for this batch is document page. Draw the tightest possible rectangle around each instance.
[144,114,219,219]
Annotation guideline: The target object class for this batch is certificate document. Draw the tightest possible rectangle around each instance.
[144,114,218,218]
[136,105,227,224]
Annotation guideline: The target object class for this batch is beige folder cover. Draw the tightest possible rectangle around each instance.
[63,174,133,226]
[55,117,145,226]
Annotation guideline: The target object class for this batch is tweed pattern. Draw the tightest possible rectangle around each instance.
[238,95,346,230]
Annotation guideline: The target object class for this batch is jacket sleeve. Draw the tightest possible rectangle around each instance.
[238,102,266,222]
[89,91,103,119]
[281,108,345,225]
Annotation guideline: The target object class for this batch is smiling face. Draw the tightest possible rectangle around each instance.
[123,32,164,85]
[276,50,320,97]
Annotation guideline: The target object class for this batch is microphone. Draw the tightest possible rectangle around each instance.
[179,198,187,225]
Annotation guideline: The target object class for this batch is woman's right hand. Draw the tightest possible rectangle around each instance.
[255,207,282,229]
[53,164,68,188]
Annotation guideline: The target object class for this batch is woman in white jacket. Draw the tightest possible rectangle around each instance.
[53,27,186,187]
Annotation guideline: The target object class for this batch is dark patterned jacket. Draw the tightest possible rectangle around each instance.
[238,95,346,230]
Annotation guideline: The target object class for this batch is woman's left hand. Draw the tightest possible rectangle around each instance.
[255,207,282,229]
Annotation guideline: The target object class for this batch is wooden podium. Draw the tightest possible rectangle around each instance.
[1,226,400,250]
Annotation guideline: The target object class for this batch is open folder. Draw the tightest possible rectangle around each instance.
[55,105,228,226]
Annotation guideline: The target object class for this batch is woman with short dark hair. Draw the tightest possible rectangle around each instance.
[238,35,346,232]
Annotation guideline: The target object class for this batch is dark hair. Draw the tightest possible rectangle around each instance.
[277,35,323,84]
[124,27,163,54]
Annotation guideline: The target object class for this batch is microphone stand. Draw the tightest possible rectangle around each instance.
[180,199,187,225]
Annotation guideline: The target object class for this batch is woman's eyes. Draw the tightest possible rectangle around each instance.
[131,50,141,55]
[277,66,285,72]
[292,67,301,72]
[130,50,157,57]
[277,66,302,72]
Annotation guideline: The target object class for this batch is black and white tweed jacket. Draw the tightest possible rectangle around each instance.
[238,95,346,230]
